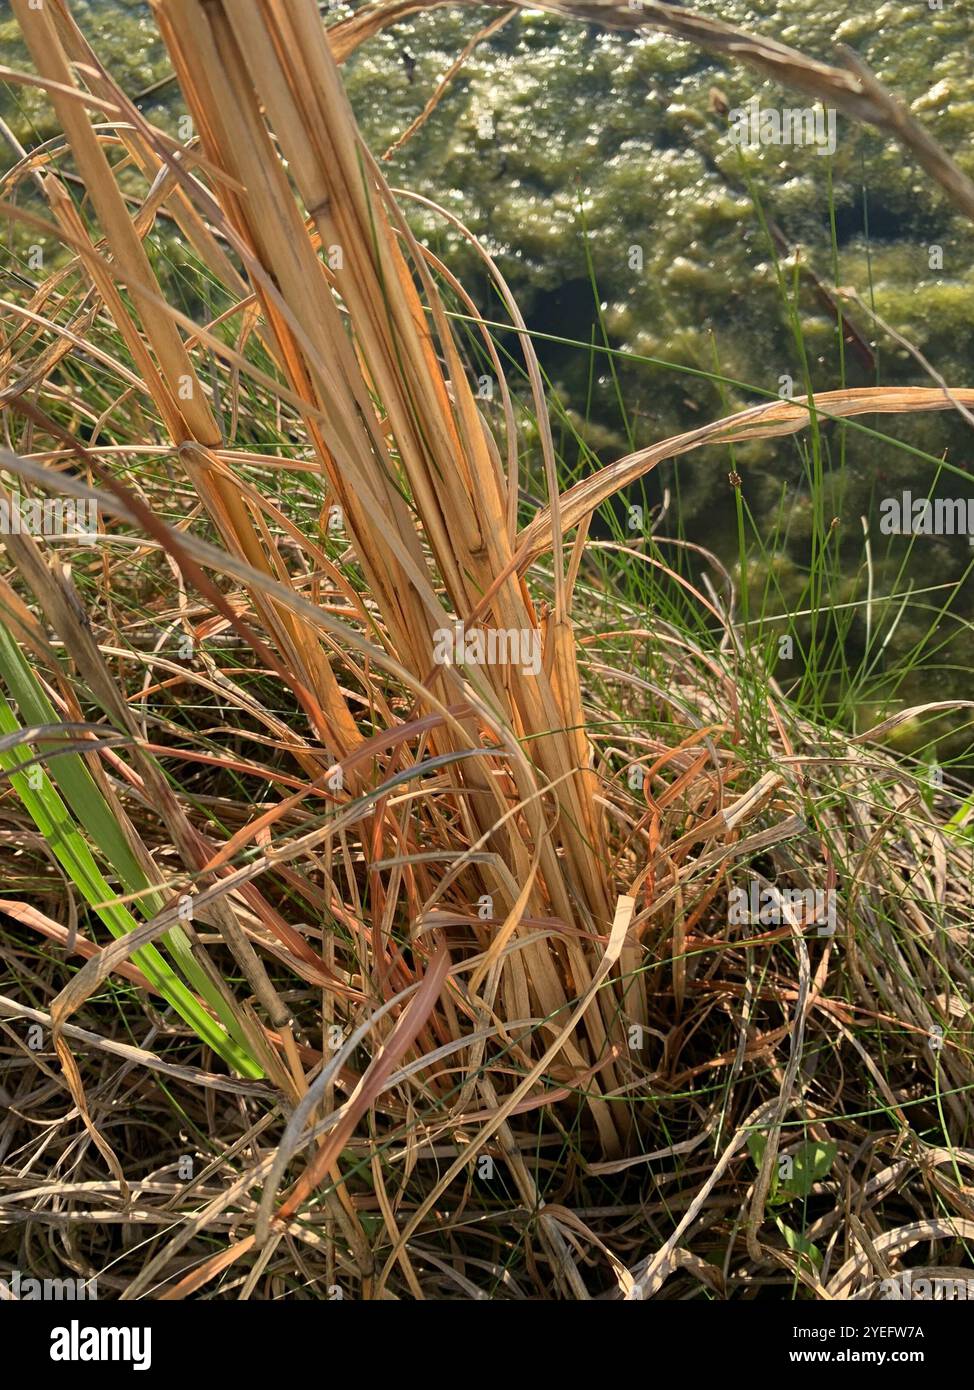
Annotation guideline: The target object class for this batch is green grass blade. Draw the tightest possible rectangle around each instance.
[0,628,262,1077]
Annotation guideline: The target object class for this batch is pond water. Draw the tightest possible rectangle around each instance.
[2,0,973,765]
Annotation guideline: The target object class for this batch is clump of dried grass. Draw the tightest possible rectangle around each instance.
[0,0,973,1299]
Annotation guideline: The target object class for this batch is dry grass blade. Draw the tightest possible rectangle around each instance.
[516,387,974,568]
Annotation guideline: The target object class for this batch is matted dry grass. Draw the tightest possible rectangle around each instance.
[1,0,973,1299]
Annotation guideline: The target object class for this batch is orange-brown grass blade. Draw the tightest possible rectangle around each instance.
[515,387,974,570]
